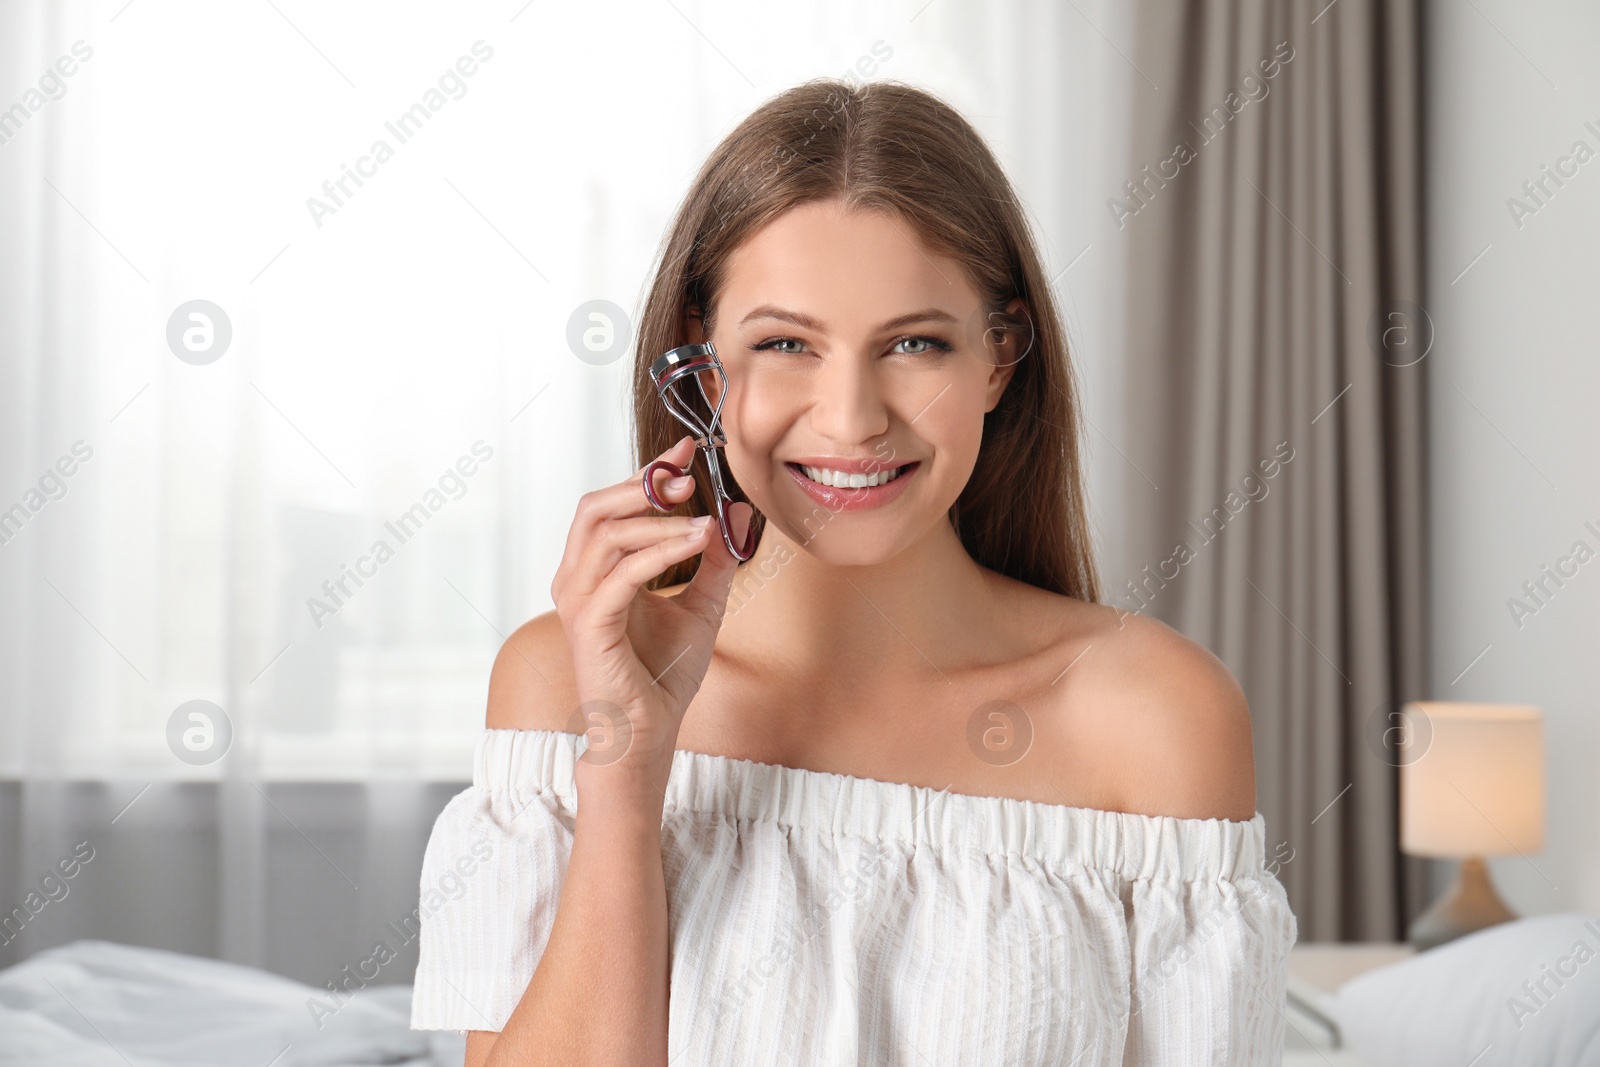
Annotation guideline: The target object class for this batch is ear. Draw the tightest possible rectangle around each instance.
[983,297,1030,412]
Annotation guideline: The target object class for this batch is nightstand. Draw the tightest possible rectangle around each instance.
[1285,942,1416,1051]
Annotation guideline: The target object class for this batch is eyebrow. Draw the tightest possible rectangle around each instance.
[737,305,959,333]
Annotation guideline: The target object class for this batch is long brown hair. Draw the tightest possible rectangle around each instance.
[634,78,1100,603]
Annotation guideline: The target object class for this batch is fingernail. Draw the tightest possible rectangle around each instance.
[667,475,692,491]
[689,515,713,527]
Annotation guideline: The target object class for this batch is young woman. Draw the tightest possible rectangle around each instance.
[412,79,1296,1065]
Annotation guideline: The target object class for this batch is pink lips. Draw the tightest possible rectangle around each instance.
[785,461,919,512]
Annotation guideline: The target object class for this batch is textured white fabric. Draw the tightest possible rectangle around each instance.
[1334,912,1600,1066]
[410,728,1298,1064]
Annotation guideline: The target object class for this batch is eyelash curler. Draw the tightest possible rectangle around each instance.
[643,341,757,561]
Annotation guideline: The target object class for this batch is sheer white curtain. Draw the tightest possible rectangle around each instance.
[0,0,1132,981]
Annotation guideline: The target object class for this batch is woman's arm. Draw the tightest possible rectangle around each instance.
[464,435,746,1065]
[465,615,678,1067]
[480,764,672,1067]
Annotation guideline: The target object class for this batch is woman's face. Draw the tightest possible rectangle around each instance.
[692,198,1023,565]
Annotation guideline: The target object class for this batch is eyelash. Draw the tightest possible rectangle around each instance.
[748,335,954,357]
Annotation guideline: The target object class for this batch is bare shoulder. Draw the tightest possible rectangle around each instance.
[1043,599,1257,822]
[485,609,584,733]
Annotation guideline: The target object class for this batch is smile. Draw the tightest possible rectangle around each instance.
[784,461,920,512]
[797,464,907,488]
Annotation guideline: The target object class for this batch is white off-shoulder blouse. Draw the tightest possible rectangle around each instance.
[410,728,1298,1065]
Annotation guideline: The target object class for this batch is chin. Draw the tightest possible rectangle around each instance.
[755,501,935,568]
[795,527,911,567]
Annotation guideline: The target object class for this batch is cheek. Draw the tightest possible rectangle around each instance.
[719,374,795,479]
[923,354,992,435]
[912,362,994,503]
[921,387,988,470]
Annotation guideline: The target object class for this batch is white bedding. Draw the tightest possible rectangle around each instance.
[0,937,1383,1066]
[0,940,464,1067]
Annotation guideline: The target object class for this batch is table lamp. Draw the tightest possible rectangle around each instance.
[1399,701,1545,951]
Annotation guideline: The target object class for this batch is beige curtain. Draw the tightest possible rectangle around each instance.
[1117,0,1430,941]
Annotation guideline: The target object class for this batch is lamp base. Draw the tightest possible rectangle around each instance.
[1408,855,1517,951]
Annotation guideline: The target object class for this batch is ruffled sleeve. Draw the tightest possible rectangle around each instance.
[408,729,582,1033]
[1120,816,1299,1065]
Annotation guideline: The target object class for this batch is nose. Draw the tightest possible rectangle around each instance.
[808,351,889,443]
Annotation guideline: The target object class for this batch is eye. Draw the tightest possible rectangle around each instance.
[891,335,954,356]
[749,336,809,355]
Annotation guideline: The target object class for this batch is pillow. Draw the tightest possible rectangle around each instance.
[1334,912,1600,1066]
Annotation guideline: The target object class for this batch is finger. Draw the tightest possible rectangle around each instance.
[642,463,696,514]
[568,514,714,602]
[631,434,699,515]
[583,521,714,634]
[553,435,697,600]
[678,502,752,624]
[585,434,698,532]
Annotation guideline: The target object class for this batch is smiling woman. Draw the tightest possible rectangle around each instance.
[638,85,1091,597]
[409,77,1295,1066]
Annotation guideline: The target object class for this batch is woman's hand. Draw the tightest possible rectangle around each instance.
[550,433,752,790]
[487,436,744,1067]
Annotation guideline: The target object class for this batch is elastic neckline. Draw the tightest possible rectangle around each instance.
[474,727,1270,882]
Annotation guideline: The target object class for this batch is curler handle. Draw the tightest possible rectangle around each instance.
[716,494,756,560]
[641,459,685,512]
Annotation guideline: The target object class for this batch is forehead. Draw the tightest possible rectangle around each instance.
[718,200,979,328]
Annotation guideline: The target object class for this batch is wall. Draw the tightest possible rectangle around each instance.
[1424,0,1600,913]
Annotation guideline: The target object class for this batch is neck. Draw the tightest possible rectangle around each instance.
[721,515,1002,678]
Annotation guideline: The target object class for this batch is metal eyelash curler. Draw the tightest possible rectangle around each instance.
[643,341,757,561]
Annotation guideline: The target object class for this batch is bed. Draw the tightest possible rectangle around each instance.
[1281,913,1600,1067]
[6,916,1597,1066]
[4,939,1334,1065]
[0,939,463,1067]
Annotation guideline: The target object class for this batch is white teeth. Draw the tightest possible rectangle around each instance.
[799,464,905,488]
